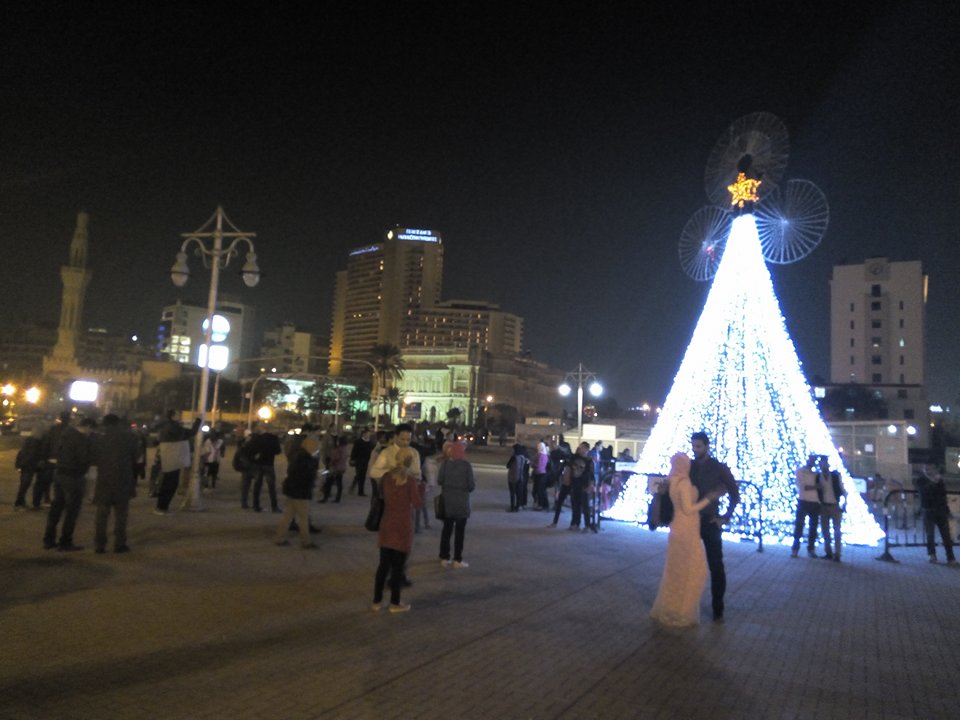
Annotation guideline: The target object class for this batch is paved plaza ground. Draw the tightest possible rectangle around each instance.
[1,441,959,719]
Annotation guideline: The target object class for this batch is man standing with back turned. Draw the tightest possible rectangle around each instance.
[689,431,739,623]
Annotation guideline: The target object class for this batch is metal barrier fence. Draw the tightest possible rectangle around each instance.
[875,488,960,563]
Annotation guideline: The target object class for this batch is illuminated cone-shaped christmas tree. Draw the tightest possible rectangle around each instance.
[608,213,883,545]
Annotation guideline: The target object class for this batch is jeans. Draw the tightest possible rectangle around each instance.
[33,464,55,508]
[924,510,956,560]
[791,500,820,552]
[321,472,343,502]
[374,547,407,605]
[820,504,842,558]
[440,517,467,561]
[531,473,548,509]
[252,465,278,510]
[15,467,36,506]
[553,484,572,525]
[95,499,130,551]
[44,472,86,547]
[700,517,726,619]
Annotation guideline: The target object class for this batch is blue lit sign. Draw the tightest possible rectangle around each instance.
[350,245,381,256]
[390,228,440,243]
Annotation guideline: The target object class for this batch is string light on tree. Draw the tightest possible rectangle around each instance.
[610,113,883,546]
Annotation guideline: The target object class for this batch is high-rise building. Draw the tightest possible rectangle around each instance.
[157,299,256,381]
[829,257,927,440]
[329,227,443,376]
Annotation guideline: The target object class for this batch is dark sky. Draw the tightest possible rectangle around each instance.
[2,2,959,407]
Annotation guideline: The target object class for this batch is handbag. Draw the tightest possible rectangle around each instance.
[433,493,446,520]
[364,492,384,532]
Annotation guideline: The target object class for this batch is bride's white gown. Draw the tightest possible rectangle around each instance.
[650,473,711,627]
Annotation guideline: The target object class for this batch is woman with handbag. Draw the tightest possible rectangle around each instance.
[437,440,476,569]
[371,448,422,613]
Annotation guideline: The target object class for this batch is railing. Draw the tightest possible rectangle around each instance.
[875,488,960,563]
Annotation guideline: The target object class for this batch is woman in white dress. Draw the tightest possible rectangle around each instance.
[650,452,722,627]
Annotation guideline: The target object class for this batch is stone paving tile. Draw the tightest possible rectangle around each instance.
[1,444,960,719]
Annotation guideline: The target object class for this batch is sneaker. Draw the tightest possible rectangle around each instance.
[370,602,382,612]
[807,549,818,558]
[440,559,452,568]
[548,522,557,528]
[790,550,799,558]
[929,554,938,564]
[388,603,411,613]
[453,560,469,569]
[43,541,57,550]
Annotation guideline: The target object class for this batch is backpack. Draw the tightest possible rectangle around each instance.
[232,440,253,472]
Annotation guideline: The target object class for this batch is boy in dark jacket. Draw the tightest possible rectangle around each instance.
[274,438,320,548]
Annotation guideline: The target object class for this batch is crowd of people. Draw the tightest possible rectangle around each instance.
[9,414,958,622]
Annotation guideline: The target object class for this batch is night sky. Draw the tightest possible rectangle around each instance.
[2,3,958,407]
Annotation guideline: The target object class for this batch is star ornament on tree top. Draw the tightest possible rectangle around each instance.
[727,172,761,208]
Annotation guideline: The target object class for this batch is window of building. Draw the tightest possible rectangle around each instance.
[899,301,904,310]
[850,356,855,365]
[904,409,915,420]
[871,355,882,365]
[899,319,904,328]
[871,284,881,297]
[850,302,855,312]
[899,355,904,365]
[872,373,882,383]
[871,337,881,347]
[850,338,855,347]
[900,373,905,384]
[897,389,908,399]
[871,301,882,311]
[850,320,855,330]
[871,320,882,329]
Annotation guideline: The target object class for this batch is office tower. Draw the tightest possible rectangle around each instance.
[329,227,443,376]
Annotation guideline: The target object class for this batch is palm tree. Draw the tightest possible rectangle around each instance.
[370,343,405,422]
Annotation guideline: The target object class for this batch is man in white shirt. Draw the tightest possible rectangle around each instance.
[816,456,845,562]
[369,424,422,486]
[791,454,821,558]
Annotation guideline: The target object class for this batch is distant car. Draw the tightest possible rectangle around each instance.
[0,417,18,435]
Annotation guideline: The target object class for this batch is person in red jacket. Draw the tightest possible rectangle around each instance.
[371,447,423,613]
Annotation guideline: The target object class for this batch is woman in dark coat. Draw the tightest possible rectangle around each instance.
[372,448,422,613]
[438,440,476,568]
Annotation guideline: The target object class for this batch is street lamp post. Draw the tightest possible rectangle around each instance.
[558,363,602,441]
[170,207,259,511]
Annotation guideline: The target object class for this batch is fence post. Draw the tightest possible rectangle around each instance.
[876,490,899,563]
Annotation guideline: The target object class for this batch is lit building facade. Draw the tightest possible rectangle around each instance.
[830,257,928,443]
[259,322,329,375]
[395,349,564,426]
[329,227,443,376]
[157,299,256,381]
[402,300,522,354]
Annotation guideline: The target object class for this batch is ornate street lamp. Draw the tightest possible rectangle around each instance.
[558,363,602,441]
[170,207,259,511]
